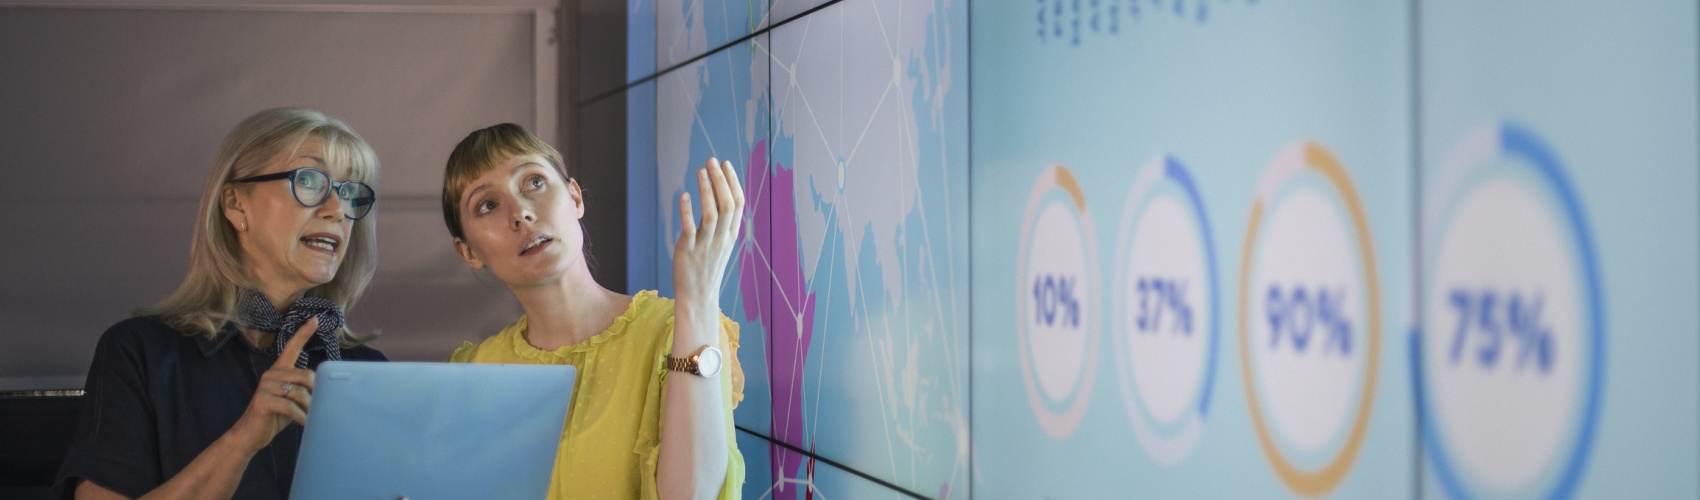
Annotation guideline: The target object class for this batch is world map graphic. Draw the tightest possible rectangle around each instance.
[653,0,968,497]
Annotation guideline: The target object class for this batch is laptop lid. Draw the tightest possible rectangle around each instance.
[290,361,575,500]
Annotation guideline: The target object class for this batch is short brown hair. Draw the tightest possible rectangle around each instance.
[440,123,569,239]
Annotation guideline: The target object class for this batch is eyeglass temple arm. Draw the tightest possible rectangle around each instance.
[231,170,295,183]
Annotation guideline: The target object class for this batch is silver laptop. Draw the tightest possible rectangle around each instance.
[290,361,575,500]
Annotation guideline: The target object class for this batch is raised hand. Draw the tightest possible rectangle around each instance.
[232,317,319,452]
[659,159,743,500]
[673,157,746,307]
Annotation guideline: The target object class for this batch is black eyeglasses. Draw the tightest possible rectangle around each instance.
[232,167,377,220]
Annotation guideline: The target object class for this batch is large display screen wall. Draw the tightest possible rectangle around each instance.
[1414,2,1698,498]
[629,0,1697,497]
[630,0,970,498]
[973,1,1415,497]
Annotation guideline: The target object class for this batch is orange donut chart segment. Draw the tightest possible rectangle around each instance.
[1016,164,1101,440]
[1055,166,1088,210]
[1237,142,1382,497]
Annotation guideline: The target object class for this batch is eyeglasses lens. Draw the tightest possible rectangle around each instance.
[339,183,375,220]
[291,169,330,207]
[286,168,374,220]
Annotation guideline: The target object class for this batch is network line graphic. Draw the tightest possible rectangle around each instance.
[655,0,968,497]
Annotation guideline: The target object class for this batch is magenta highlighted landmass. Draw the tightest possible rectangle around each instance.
[738,140,817,491]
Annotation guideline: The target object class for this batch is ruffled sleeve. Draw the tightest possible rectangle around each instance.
[718,316,746,499]
[445,341,477,362]
[634,317,670,500]
[723,316,745,408]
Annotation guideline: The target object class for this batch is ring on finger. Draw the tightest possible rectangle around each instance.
[282,382,295,396]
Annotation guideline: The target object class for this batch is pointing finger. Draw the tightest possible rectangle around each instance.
[274,317,317,369]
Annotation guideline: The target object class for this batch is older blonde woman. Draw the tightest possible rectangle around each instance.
[55,107,387,500]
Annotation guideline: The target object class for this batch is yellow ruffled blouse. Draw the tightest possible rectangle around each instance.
[447,290,745,499]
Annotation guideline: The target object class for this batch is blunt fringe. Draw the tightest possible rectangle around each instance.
[440,123,571,241]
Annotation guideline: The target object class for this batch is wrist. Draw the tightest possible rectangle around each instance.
[672,288,718,309]
[673,297,718,323]
[672,302,719,349]
[221,421,266,455]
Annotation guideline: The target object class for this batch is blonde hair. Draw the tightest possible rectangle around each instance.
[142,107,380,347]
[440,123,571,240]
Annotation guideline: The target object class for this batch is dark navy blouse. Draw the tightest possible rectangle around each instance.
[53,316,386,499]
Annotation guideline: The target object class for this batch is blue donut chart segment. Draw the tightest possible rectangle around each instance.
[1110,155,1221,466]
[1416,121,1605,500]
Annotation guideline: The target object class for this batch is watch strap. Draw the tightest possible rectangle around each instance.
[667,353,699,374]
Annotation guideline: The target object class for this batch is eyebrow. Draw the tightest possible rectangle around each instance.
[466,162,547,202]
[466,182,493,200]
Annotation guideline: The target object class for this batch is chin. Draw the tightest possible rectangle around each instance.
[503,263,569,287]
[299,267,340,286]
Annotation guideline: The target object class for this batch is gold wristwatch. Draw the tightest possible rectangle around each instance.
[668,345,723,377]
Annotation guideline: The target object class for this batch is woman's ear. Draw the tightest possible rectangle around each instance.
[567,178,585,219]
[453,237,485,270]
[221,184,247,231]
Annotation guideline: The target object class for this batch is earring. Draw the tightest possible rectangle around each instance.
[239,221,247,231]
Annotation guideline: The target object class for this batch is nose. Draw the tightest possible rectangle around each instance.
[317,191,347,222]
[511,203,536,229]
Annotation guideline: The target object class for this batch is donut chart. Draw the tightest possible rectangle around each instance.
[1237,142,1383,497]
[1110,155,1221,466]
[1016,165,1102,440]
[1416,122,1604,499]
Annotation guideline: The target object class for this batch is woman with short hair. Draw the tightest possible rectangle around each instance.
[55,107,388,500]
[442,123,745,499]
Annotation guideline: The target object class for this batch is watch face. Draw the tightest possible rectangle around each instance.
[698,347,722,377]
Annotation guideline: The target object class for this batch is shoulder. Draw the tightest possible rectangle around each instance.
[105,315,182,337]
[94,316,192,354]
[80,317,196,393]
[447,317,525,363]
[341,344,388,361]
[627,291,740,340]
[628,290,675,324]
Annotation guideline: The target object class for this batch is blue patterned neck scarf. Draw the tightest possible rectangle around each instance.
[235,289,344,368]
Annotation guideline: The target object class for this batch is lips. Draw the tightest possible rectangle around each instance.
[301,233,342,255]
[519,233,553,256]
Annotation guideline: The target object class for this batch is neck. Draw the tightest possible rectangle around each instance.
[241,327,276,353]
[510,264,627,351]
[244,281,310,349]
[255,284,308,313]
[249,264,311,312]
